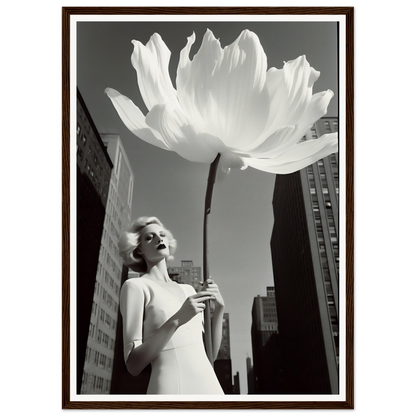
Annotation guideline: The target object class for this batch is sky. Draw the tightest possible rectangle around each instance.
[76,19,338,395]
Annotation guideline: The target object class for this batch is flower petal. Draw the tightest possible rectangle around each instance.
[296,90,334,136]
[145,103,222,164]
[209,30,270,147]
[176,30,223,132]
[282,56,319,125]
[261,56,321,141]
[243,133,338,174]
[104,88,170,150]
[234,125,297,158]
[216,151,247,182]
[131,34,178,111]
[177,29,270,148]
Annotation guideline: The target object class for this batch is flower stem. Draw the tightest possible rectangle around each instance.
[203,153,221,365]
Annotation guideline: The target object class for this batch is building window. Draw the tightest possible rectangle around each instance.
[116,151,122,176]
[324,121,331,132]
[89,323,95,338]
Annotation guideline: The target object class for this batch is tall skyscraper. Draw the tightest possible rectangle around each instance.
[250,287,284,394]
[214,312,233,394]
[76,89,113,394]
[233,372,240,394]
[80,134,134,394]
[216,312,231,360]
[270,117,339,394]
[246,356,255,394]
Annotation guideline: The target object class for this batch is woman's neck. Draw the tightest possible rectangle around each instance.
[145,259,171,283]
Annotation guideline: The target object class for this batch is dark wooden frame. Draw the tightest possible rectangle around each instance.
[62,6,354,409]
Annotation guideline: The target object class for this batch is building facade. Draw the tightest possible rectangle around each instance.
[214,312,233,394]
[246,356,255,394]
[76,89,113,394]
[250,287,284,394]
[80,134,134,394]
[168,260,201,292]
[232,372,241,394]
[270,117,339,394]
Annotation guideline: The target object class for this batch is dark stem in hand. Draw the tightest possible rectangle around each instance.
[203,153,221,365]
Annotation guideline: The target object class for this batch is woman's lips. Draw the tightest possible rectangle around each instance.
[157,244,166,250]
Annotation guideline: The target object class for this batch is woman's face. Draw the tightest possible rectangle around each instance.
[139,223,170,265]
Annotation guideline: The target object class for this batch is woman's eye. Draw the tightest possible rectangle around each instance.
[145,235,153,241]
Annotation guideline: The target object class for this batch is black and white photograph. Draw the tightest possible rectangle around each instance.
[66,8,352,408]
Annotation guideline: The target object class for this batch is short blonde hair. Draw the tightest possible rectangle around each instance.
[118,216,177,273]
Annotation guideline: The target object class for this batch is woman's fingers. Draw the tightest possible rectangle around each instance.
[195,294,215,303]
[189,292,215,304]
[197,280,224,308]
[199,278,215,289]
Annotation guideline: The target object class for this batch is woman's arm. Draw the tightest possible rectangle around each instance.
[124,313,178,376]
[201,278,225,361]
[121,280,215,376]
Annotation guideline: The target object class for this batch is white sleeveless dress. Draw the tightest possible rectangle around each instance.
[120,277,224,395]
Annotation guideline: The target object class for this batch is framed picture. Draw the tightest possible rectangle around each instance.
[62,6,353,409]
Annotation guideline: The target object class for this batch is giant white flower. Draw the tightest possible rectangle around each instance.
[105,29,338,178]
[106,29,339,365]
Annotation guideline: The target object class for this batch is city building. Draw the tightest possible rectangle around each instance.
[233,372,241,394]
[168,260,201,291]
[76,89,113,394]
[80,134,134,394]
[214,312,233,394]
[246,356,255,394]
[216,311,231,361]
[250,287,284,394]
[270,117,339,394]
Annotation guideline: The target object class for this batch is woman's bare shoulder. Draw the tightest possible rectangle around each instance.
[121,276,151,291]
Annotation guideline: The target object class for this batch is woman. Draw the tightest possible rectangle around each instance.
[118,216,225,394]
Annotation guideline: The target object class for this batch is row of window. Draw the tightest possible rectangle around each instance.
[90,298,118,332]
[99,244,121,284]
[77,121,108,191]
[106,242,120,273]
[81,371,111,394]
[169,267,201,274]
[88,322,116,351]
[106,186,127,233]
[102,287,118,313]
[97,262,121,296]
[85,347,114,371]
[92,280,119,312]
[307,163,339,358]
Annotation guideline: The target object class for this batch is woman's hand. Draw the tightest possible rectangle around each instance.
[173,292,215,326]
[125,291,214,376]
[200,278,225,309]
[200,278,225,360]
